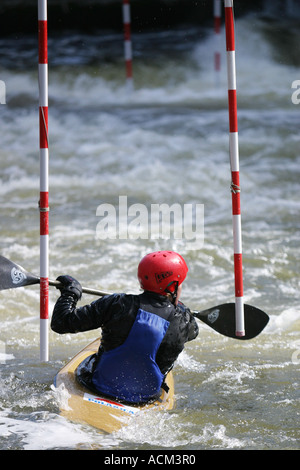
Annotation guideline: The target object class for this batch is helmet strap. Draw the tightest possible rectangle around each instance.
[164,281,179,304]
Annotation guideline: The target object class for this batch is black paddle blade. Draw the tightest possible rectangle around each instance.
[0,255,39,291]
[193,303,269,340]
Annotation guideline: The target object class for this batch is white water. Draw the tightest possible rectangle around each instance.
[0,15,299,450]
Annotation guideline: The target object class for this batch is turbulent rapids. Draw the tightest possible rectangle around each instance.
[0,10,299,450]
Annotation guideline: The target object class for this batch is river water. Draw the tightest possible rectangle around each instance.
[0,14,299,450]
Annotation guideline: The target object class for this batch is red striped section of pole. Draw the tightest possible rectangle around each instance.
[214,0,221,83]
[224,0,245,337]
[122,0,134,90]
[38,0,49,360]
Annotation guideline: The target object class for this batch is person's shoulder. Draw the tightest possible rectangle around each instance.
[104,292,139,309]
[176,300,189,312]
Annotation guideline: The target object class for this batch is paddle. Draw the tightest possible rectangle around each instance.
[0,255,269,340]
[0,255,109,296]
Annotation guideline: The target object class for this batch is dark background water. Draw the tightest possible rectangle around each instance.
[0,1,299,451]
[0,1,265,36]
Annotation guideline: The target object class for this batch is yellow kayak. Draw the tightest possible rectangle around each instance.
[54,338,175,433]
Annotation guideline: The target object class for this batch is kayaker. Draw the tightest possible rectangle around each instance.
[51,251,199,404]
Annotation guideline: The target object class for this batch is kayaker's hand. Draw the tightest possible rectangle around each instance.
[56,275,82,301]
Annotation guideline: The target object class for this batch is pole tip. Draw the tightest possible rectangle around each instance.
[235,330,245,337]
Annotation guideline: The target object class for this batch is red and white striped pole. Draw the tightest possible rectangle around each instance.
[214,0,221,84]
[224,0,245,337]
[122,0,134,91]
[38,0,49,360]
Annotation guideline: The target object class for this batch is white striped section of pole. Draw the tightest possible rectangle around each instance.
[224,0,245,337]
[214,0,221,84]
[38,0,49,360]
[123,0,134,91]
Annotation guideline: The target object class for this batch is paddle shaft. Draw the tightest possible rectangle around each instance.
[0,255,269,340]
[47,279,269,341]
[49,278,111,298]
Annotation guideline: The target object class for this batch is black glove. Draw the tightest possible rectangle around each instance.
[56,275,82,301]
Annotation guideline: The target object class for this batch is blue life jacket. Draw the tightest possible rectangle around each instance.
[91,308,170,403]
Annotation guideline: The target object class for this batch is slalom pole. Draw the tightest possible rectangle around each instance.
[224,0,245,337]
[214,0,221,85]
[122,0,134,91]
[38,0,49,360]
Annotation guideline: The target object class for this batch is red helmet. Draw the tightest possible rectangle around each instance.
[137,251,188,296]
